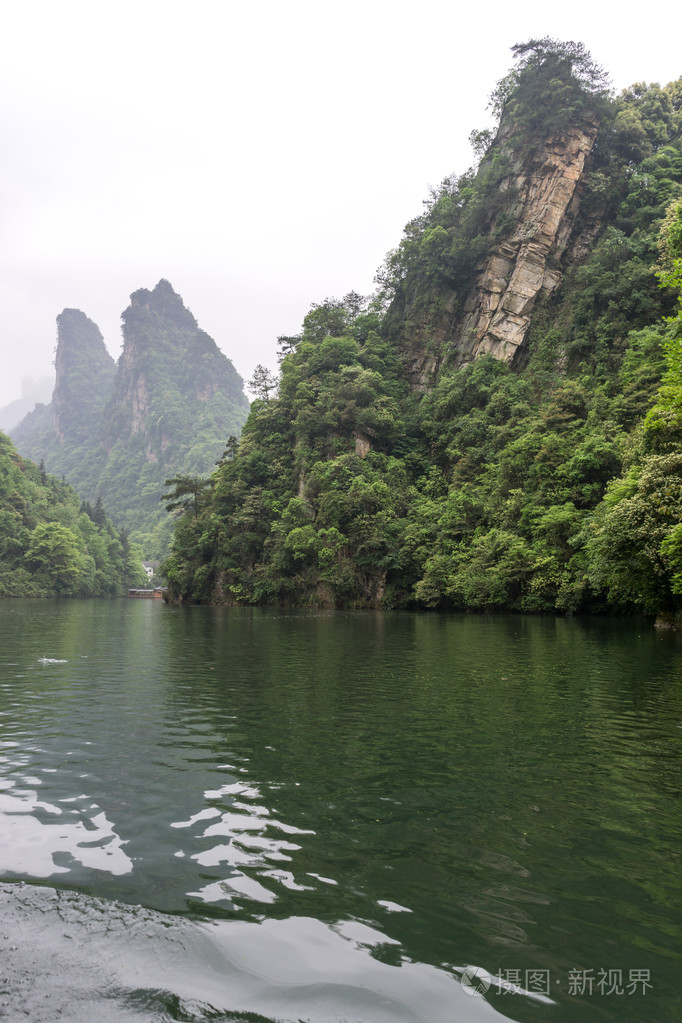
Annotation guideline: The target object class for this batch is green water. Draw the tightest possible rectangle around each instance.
[1,599,681,1022]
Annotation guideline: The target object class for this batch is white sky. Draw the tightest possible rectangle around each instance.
[1,0,680,408]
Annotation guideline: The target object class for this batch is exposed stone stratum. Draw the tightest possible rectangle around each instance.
[400,114,600,388]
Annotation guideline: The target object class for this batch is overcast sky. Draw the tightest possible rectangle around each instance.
[1,0,680,409]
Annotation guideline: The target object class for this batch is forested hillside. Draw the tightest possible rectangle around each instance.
[161,41,682,620]
[0,431,146,597]
[12,281,250,557]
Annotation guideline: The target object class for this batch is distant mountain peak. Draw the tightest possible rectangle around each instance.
[53,309,116,442]
[11,282,249,556]
[125,279,198,331]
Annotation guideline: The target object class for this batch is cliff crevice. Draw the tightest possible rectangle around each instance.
[399,113,601,387]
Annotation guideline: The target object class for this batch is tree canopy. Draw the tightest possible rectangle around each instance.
[0,431,146,597]
[490,37,612,135]
[153,54,682,621]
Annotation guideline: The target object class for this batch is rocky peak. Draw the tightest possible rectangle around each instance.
[10,282,249,555]
[126,279,198,331]
[457,113,600,363]
[109,280,247,450]
[117,281,196,436]
[52,309,115,442]
[398,112,601,389]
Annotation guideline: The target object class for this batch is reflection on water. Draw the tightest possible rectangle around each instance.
[0,599,681,1022]
[172,774,315,906]
[0,881,508,1023]
[0,783,132,877]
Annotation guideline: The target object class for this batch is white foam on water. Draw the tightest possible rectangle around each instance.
[0,882,514,1023]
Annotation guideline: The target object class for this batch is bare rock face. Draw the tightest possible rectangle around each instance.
[112,279,246,451]
[114,280,195,441]
[353,429,372,458]
[461,116,599,365]
[130,374,151,437]
[401,114,600,388]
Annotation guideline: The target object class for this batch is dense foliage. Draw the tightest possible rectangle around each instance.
[490,38,611,136]
[0,432,146,597]
[161,47,682,619]
[12,282,249,558]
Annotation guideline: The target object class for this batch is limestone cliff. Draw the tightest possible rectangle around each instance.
[52,309,116,442]
[394,113,602,388]
[103,280,249,459]
[11,281,250,555]
[12,309,115,456]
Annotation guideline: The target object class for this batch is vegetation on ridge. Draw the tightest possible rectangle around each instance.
[160,41,682,619]
[0,431,145,597]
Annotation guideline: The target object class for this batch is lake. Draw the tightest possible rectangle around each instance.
[0,599,681,1022]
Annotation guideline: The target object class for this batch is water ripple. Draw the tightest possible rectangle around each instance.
[1,601,681,1023]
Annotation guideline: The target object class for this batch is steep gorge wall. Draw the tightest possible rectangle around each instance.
[400,113,601,387]
[11,281,250,552]
[52,309,116,442]
[111,281,242,449]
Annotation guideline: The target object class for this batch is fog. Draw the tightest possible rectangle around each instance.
[1,0,680,410]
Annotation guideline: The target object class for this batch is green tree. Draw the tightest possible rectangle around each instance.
[491,38,610,131]
[26,522,83,594]
[644,200,682,448]
[582,454,682,613]
[162,474,211,520]
[247,364,278,401]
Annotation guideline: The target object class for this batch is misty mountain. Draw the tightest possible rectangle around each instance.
[0,375,55,433]
[12,280,249,556]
